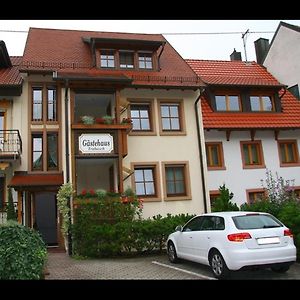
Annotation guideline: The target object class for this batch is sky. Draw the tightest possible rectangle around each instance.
[1,20,300,62]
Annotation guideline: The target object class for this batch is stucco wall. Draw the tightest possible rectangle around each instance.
[264,26,300,89]
[122,88,208,219]
[205,129,300,207]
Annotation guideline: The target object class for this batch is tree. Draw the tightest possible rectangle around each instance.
[6,188,17,221]
[211,184,239,212]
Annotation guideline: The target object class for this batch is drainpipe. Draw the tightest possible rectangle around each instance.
[194,87,208,213]
[64,79,72,255]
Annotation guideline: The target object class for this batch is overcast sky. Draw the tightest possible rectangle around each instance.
[1,20,300,61]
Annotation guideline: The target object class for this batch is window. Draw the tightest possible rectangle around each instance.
[138,53,153,69]
[32,87,43,121]
[162,162,191,200]
[130,104,151,131]
[215,95,240,111]
[278,140,300,166]
[247,189,265,205]
[241,141,265,168]
[47,133,58,170]
[47,87,57,121]
[32,134,43,170]
[131,162,161,201]
[161,104,180,130]
[31,84,58,122]
[100,50,115,68]
[206,142,225,170]
[250,95,274,111]
[183,216,203,232]
[119,51,134,69]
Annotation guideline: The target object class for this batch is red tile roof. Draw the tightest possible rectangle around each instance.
[186,59,283,87]
[187,59,300,129]
[9,173,63,187]
[21,28,204,88]
[0,56,23,86]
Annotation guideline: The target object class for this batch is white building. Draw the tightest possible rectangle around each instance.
[187,58,300,207]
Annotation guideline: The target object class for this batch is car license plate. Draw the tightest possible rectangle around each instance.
[257,237,280,245]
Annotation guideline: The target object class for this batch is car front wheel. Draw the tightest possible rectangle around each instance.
[167,241,179,263]
[209,250,230,279]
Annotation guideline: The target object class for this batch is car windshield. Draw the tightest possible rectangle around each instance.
[232,214,283,230]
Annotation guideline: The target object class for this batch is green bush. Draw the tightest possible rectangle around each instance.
[72,212,193,257]
[6,188,17,221]
[211,184,239,212]
[0,221,47,279]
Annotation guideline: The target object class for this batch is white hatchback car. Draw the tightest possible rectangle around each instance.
[167,211,296,279]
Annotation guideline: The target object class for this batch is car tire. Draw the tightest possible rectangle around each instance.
[167,241,179,263]
[271,264,290,273]
[209,250,230,280]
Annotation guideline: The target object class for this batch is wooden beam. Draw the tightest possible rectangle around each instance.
[250,129,256,141]
[274,130,280,140]
[226,130,231,141]
[17,191,22,224]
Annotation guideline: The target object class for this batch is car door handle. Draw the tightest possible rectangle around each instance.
[189,236,193,239]
[207,236,210,239]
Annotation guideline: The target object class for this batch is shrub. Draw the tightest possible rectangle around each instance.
[211,184,239,212]
[0,221,47,279]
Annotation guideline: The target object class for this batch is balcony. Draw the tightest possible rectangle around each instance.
[0,130,22,161]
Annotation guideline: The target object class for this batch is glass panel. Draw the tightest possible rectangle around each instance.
[174,167,183,180]
[145,182,155,195]
[243,144,250,165]
[47,88,56,121]
[33,89,42,101]
[145,61,152,69]
[140,110,149,118]
[130,110,139,118]
[280,144,287,162]
[139,61,145,69]
[162,118,170,130]
[175,181,185,193]
[161,106,169,117]
[167,182,175,194]
[170,118,180,130]
[228,96,240,111]
[140,119,150,130]
[134,169,144,182]
[262,96,273,111]
[107,60,115,68]
[251,144,259,164]
[211,146,219,166]
[132,119,140,130]
[135,183,145,196]
[166,168,174,181]
[250,96,260,111]
[170,106,179,117]
[47,133,58,169]
[33,153,42,169]
[33,89,42,120]
[144,169,153,181]
[33,137,42,151]
[215,96,226,111]
[287,143,295,162]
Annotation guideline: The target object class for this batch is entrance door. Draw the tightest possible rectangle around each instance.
[35,192,57,245]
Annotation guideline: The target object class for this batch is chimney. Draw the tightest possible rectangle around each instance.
[254,38,269,64]
[230,48,242,61]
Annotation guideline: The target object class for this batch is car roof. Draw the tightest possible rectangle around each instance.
[198,211,270,217]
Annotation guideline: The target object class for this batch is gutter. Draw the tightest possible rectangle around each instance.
[64,79,72,256]
[157,42,166,70]
[194,87,208,213]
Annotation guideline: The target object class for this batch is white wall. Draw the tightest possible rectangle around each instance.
[122,88,208,219]
[264,26,300,89]
[205,129,300,207]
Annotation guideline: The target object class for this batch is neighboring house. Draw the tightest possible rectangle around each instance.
[187,58,300,207]
[261,21,300,99]
[0,28,208,248]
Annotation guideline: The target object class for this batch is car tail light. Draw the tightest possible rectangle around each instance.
[227,232,252,242]
[284,229,293,238]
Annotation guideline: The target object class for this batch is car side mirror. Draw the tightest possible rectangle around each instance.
[175,225,183,232]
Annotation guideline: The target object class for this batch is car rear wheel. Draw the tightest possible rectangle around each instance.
[209,250,230,279]
[167,241,179,263]
[271,264,290,273]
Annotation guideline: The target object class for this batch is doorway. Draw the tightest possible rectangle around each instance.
[34,192,57,246]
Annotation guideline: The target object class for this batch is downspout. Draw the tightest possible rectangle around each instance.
[194,87,208,213]
[157,42,166,70]
[64,79,72,255]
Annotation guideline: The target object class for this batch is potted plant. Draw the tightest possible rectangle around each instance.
[81,115,95,125]
[102,115,114,124]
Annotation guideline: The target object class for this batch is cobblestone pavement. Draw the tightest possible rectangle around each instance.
[45,251,300,280]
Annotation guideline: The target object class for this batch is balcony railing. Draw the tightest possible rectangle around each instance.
[0,130,22,159]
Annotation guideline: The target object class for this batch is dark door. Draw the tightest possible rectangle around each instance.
[35,192,57,245]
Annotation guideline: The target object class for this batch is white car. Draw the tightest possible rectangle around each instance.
[167,211,297,279]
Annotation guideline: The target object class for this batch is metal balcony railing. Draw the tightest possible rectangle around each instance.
[0,130,22,158]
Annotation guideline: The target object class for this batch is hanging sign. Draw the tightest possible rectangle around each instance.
[79,134,114,154]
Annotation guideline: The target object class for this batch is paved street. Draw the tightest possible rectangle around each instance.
[45,251,300,280]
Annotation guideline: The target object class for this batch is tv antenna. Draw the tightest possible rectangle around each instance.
[242,29,250,61]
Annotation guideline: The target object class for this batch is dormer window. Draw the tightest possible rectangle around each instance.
[119,51,134,69]
[138,52,153,69]
[215,95,241,111]
[250,95,274,111]
[100,50,115,68]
